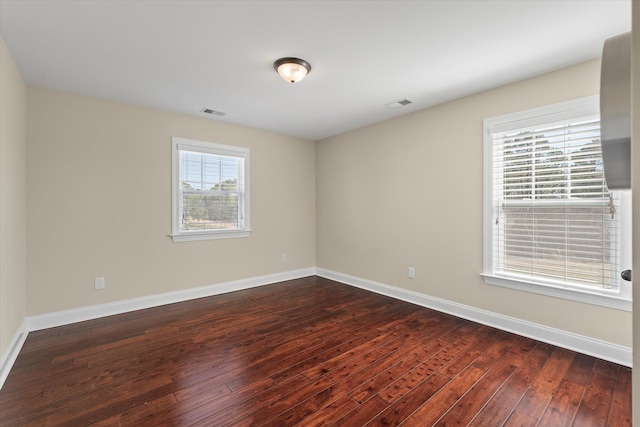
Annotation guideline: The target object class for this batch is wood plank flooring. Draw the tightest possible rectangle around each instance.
[0,276,631,426]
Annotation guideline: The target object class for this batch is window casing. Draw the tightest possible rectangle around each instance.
[482,96,631,310]
[171,137,250,242]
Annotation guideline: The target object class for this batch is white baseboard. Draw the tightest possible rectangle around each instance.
[1,265,631,391]
[27,268,316,332]
[0,267,315,390]
[316,268,632,368]
[0,319,28,389]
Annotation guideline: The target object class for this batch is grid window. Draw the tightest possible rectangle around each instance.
[171,137,250,242]
[482,96,631,310]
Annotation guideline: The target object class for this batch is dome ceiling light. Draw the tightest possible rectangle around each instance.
[273,57,311,83]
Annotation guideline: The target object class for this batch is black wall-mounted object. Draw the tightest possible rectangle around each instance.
[621,269,632,282]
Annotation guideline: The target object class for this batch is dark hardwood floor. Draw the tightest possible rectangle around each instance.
[0,276,631,426]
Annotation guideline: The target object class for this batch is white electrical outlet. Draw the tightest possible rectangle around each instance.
[282,253,288,262]
[94,277,105,290]
[408,267,415,279]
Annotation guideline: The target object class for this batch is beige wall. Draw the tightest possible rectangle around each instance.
[26,87,316,315]
[632,1,639,422]
[316,59,632,348]
[0,37,27,355]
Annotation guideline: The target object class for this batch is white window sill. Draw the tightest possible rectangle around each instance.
[171,230,251,243]
[480,273,631,312]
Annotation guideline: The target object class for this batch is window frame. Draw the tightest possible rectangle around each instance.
[482,96,631,311]
[171,137,251,243]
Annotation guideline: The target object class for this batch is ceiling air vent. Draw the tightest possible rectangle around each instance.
[385,98,414,109]
[200,108,226,117]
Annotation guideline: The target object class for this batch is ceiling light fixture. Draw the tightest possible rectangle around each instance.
[273,57,311,83]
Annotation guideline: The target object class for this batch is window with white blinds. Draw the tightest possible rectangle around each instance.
[171,137,250,242]
[483,96,631,309]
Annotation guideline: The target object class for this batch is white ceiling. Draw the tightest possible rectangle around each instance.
[0,0,631,141]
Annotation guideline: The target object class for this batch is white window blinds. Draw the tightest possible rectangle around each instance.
[489,107,620,291]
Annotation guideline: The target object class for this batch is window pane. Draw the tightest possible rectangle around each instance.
[178,150,244,232]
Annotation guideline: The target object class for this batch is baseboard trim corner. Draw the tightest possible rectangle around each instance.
[316,268,632,367]
[0,319,28,390]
